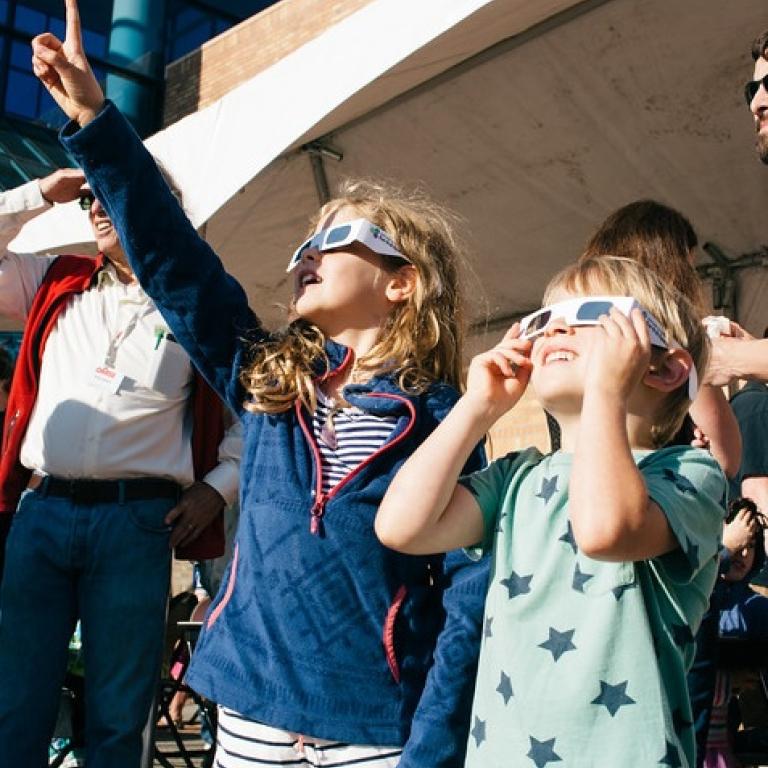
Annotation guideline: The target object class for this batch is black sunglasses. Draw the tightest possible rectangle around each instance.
[744,73,768,106]
[78,191,95,211]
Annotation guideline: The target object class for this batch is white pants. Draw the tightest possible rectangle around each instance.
[215,707,403,767]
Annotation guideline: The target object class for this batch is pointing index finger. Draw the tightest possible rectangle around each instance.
[65,0,84,51]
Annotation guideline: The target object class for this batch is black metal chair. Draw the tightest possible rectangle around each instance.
[153,618,216,768]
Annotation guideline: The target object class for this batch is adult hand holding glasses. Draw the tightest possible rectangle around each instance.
[30,0,105,127]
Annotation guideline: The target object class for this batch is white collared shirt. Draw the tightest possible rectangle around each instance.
[0,181,240,503]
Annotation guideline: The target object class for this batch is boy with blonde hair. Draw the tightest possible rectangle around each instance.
[377,256,726,767]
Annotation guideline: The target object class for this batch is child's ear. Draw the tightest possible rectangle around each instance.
[644,348,694,394]
[385,264,418,304]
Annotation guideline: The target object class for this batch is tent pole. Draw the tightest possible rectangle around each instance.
[302,141,344,205]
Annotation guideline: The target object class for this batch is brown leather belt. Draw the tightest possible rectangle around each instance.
[28,474,181,504]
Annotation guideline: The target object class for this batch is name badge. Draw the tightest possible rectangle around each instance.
[92,365,124,394]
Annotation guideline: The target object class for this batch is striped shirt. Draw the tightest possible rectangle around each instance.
[312,391,397,494]
[215,708,403,767]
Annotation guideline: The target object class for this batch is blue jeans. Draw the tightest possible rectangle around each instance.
[0,489,174,768]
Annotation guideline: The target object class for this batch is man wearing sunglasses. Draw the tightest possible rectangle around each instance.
[0,169,242,766]
[746,29,768,164]
[706,30,768,388]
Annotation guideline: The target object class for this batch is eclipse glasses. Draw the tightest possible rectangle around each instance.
[287,218,411,272]
[519,295,698,400]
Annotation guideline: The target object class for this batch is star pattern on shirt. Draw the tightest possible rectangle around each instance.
[484,616,494,639]
[496,670,514,704]
[662,468,697,496]
[658,740,682,767]
[538,627,576,662]
[612,581,637,601]
[572,563,594,593]
[671,622,693,648]
[672,707,693,736]
[470,716,486,747]
[536,474,559,503]
[684,538,700,570]
[559,521,577,553]
[591,679,636,717]
[527,736,563,767]
[500,571,533,599]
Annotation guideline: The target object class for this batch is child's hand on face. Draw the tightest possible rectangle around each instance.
[723,508,758,555]
[583,308,652,401]
[464,323,532,420]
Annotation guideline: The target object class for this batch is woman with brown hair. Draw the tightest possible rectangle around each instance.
[581,199,741,477]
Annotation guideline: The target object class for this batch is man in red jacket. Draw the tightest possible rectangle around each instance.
[0,169,239,768]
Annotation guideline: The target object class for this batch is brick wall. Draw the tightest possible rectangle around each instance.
[486,388,551,460]
[163,0,372,126]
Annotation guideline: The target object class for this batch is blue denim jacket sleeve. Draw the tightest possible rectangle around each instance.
[60,101,260,414]
[399,442,488,768]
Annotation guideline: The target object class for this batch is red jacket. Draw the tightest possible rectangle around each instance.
[0,254,225,560]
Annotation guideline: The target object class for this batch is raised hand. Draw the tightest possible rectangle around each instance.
[583,308,651,401]
[464,323,532,422]
[39,168,86,204]
[31,0,104,126]
[722,507,758,555]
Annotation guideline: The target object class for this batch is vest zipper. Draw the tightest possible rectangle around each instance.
[297,391,417,536]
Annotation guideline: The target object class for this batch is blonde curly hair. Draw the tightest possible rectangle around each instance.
[240,179,468,413]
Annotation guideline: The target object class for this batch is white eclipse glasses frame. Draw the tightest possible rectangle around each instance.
[519,295,698,400]
[286,218,411,273]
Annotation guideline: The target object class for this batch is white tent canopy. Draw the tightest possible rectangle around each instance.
[10,0,768,340]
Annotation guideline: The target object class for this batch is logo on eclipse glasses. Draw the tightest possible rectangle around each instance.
[371,225,397,249]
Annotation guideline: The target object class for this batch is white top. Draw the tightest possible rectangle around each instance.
[0,181,240,503]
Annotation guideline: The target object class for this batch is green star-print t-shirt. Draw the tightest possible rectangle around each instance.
[460,445,726,768]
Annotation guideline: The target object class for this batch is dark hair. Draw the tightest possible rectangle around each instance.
[727,497,766,577]
[580,200,704,314]
[752,30,768,62]
[726,497,758,524]
[581,199,704,312]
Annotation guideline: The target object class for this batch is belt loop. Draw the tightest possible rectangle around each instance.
[117,480,126,506]
[39,475,50,498]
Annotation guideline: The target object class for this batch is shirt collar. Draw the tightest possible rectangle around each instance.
[96,261,145,298]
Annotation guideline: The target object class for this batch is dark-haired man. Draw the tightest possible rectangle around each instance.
[748,29,768,164]
[706,30,768,385]
[0,170,240,767]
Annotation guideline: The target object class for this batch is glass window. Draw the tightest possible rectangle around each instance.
[10,40,31,70]
[49,16,65,40]
[214,17,231,35]
[0,149,30,189]
[0,124,44,161]
[5,70,39,119]
[170,24,212,60]
[82,28,108,58]
[13,4,46,36]
[176,5,206,28]
[36,89,67,130]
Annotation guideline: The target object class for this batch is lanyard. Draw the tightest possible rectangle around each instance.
[102,298,153,369]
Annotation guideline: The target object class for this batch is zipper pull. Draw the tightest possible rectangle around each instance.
[310,497,326,536]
